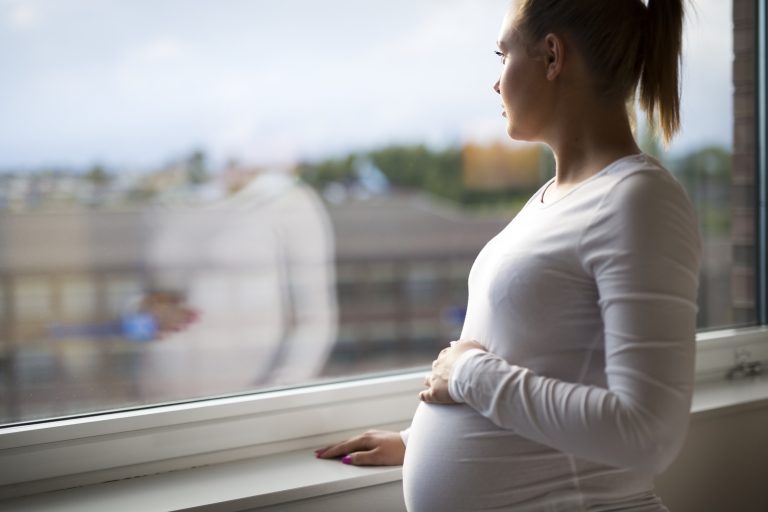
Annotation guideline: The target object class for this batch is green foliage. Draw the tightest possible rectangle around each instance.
[673,146,731,187]
[83,164,113,186]
[672,145,732,236]
[369,145,450,189]
[125,187,157,203]
[298,154,357,189]
[186,149,209,184]
[298,144,537,209]
[370,145,465,202]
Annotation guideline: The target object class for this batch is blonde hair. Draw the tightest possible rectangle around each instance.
[513,0,685,144]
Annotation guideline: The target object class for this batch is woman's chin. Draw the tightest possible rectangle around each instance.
[506,124,524,141]
[505,122,536,143]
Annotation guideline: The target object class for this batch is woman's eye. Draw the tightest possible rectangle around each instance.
[494,50,505,64]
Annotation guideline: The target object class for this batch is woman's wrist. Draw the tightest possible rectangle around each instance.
[448,348,487,403]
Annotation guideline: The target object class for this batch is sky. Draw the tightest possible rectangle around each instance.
[0,0,734,171]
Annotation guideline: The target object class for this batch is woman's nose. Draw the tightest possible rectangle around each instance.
[493,79,500,94]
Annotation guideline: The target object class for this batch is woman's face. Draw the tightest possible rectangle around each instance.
[493,14,553,142]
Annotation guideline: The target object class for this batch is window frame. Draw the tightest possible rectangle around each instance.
[758,0,768,324]
[1,0,767,502]
[1,328,767,500]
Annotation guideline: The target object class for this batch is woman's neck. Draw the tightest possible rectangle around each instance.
[546,100,640,187]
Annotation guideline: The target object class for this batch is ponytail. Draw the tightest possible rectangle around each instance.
[639,0,685,144]
[514,0,686,145]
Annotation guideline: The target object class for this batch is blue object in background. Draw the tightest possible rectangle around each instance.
[121,312,158,342]
[48,313,158,342]
[445,305,467,327]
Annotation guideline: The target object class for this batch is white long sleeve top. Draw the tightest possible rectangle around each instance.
[401,154,701,512]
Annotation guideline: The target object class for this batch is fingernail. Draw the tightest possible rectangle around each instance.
[341,455,352,465]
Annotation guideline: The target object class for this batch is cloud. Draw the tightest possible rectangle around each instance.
[113,36,191,95]
[133,37,186,63]
[5,1,42,30]
[0,0,734,168]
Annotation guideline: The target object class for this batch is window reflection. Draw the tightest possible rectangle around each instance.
[0,0,757,424]
[138,168,337,398]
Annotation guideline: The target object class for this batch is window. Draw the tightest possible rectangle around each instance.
[0,0,766,502]
[0,0,764,440]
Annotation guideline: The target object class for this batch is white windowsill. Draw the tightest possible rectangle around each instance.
[0,449,404,512]
[2,376,768,512]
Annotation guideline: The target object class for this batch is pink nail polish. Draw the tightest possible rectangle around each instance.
[341,455,352,465]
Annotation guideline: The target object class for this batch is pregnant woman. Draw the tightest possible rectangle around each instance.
[317,0,699,510]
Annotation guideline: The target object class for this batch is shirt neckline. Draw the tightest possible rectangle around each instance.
[535,152,646,209]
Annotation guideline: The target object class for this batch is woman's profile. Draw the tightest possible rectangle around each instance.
[317,0,700,510]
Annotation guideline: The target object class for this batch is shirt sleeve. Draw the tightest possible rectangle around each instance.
[448,170,701,474]
[263,185,339,384]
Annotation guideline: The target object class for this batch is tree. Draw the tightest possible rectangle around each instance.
[299,143,540,210]
[187,149,209,185]
[83,164,113,187]
[673,145,731,236]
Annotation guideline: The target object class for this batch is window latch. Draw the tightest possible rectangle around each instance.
[726,348,765,380]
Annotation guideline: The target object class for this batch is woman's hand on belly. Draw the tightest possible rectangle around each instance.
[420,340,485,405]
[315,430,405,466]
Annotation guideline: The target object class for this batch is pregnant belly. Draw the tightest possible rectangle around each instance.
[402,403,580,512]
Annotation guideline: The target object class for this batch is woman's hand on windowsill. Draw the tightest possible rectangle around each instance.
[315,430,405,466]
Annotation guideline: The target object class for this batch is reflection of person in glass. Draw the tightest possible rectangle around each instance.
[318,1,700,511]
[136,168,337,401]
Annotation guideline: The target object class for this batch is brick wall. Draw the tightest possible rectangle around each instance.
[731,0,756,324]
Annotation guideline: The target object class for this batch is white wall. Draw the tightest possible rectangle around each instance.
[246,482,406,512]
[656,404,768,512]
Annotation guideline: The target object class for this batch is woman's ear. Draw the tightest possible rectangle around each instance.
[543,33,564,81]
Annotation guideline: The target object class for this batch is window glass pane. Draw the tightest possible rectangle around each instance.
[645,0,757,328]
[0,0,757,425]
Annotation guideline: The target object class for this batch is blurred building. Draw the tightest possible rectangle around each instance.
[325,192,510,373]
[731,0,757,325]
[0,177,511,423]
